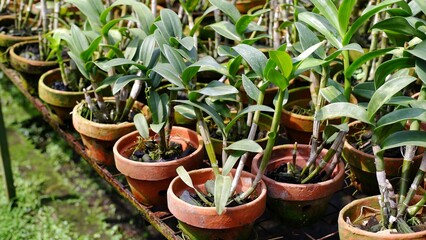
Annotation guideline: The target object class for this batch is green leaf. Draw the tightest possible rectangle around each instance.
[95,58,137,72]
[101,19,120,36]
[224,105,274,134]
[310,0,339,34]
[380,131,426,152]
[345,48,395,79]
[233,44,267,78]
[222,151,244,176]
[374,57,414,88]
[214,174,232,215]
[298,12,342,49]
[235,9,270,35]
[338,0,356,35]
[190,6,216,36]
[377,108,426,128]
[372,16,422,38]
[408,40,426,62]
[176,166,195,188]
[180,0,200,13]
[81,36,102,62]
[224,139,263,153]
[293,40,326,63]
[315,103,371,124]
[343,0,403,45]
[160,9,182,39]
[134,113,150,139]
[148,91,167,124]
[294,22,325,59]
[209,0,241,23]
[413,0,426,15]
[415,58,426,85]
[175,100,226,132]
[320,86,347,103]
[267,68,288,91]
[353,82,375,100]
[150,122,166,134]
[163,45,186,74]
[242,74,260,102]
[65,0,104,29]
[140,35,157,69]
[174,105,196,120]
[112,75,144,95]
[194,81,239,97]
[152,63,184,88]
[190,56,229,78]
[367,76,417,121]
[207,21,241,42]
[269,50,293,79]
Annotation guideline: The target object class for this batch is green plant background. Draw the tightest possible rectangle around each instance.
[0,73,159,239]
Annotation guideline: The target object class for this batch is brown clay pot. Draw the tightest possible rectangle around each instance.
[167,168,267,240]
[113,127,204,207]
[72,98,144,165]
[281,86,357,144]
[0,15,38,48]
[38,68,92,122]
[338,195,426,240]
[343,121,424,195]
[235,0,266,13]
[251,144,345,226]
[9,40,59,75]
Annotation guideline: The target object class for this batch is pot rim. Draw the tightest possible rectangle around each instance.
[338,195,426,238]
[10,40,59,66]
[39,68,94,96]
[113,127,203,168]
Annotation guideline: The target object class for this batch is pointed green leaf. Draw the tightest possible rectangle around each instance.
[269,50,293,79]
[320,86,347,103]
[310,0,339,33]
[152,63,184,88]
[413,0,426,15]
[345,48,395,79]
[315,103,371,124]
[160,9,182,38]
[233,44,267,78]
[194,81,238,97]
[163,45,186,74]
[242,74,260,102]
[112,75,144,94]
[175,100,226,132]
[224,139,263,153]
[214,175,232,215]
[209,0,241,23]
[207,21,241,42]
[367,76,417,121]
[134,113,150,139]
[380,131,426,152]
[374,57,414,88]
[150,122,166,134]
[298,12,342,49]
[222,151,244,176]
[377,108,426,128]
[174,105,196,120]
[294,22,325,59]
[267,68,288,91]
[338,0,356,35]
[224,105,274,134]
[190,5,217,36]
[415,58,426,85]
[81,36,102,62]
[176,166,195,188]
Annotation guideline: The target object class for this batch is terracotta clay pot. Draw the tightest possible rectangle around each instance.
[251,144,345,226]
[72,98,144,165]
[0,15,38,48]
[167,168,267,240]
[38,68,92,122]
[113,127,204,207]
[343,121,423,195]
[338,195,426,240]
[9,40,59,75]
[281,86,357,144]
[235,0,266,13]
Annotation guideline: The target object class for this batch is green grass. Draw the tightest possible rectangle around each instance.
[0,73,154,239]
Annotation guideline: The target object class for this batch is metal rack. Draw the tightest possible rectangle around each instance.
[1,63,365,240]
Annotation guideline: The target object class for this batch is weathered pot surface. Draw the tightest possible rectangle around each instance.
[167,168,267,240]
[113,127,204,207]
[251,144,345,226]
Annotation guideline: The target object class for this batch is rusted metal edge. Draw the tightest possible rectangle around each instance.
[0,64,182,240]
